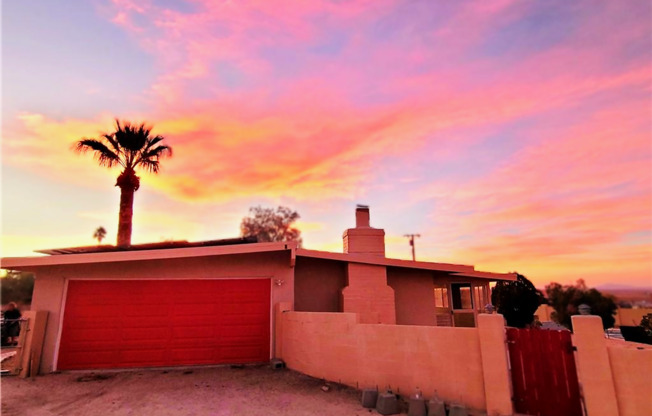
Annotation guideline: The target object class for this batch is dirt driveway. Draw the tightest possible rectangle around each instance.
[1,365,371,416]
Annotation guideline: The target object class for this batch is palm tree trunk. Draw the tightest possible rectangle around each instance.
[116,168,140,247]
[117,185,135,247]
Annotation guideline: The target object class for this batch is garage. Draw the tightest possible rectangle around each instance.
[57,278,271,370]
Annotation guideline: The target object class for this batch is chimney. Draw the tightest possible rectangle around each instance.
[355,204,370,228]
[343,205,385,257]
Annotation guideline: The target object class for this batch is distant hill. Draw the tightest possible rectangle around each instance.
[536,282,652,307]
[596,283,652,291]
[597,285,652,306]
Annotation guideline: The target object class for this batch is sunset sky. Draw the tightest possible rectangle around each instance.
[2,1,651,288]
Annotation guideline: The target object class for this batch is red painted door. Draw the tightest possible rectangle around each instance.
[58,279,271,370]
[506,328,583,416]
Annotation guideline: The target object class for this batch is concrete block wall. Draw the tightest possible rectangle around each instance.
[278,309,513,415]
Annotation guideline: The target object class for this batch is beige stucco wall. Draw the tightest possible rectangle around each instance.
[607,340,652,416]
[536,304,652,328]
[278,311,512,414]
[572,316,620,416]
[615,308,652,327]
[294,257,346,312]
[28,251,294,374]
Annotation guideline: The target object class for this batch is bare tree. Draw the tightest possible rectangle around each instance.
[240,206,302,246]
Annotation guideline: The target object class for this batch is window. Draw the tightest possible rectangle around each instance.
[451,283,473,310]
[434,286,449,308]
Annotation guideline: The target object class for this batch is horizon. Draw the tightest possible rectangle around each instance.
[2,1,651,289]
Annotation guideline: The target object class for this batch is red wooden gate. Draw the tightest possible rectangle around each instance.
[506,328,583,416]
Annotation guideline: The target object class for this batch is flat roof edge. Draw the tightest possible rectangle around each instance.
[296,248,476,273]
[1,241,295,269]
[452,270,518,281]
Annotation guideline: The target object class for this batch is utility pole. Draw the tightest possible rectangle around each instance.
[403,234,421,261]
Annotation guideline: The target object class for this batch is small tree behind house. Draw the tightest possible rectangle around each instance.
[240,206,302,246]
[491,273,545,328]
[545,279,617,330]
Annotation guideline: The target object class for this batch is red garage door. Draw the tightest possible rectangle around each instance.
[57,279,271,370]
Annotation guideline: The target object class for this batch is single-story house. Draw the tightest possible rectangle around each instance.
[1,206,515,373]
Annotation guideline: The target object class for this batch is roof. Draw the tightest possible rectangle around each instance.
[35,237,257,255]
[0,241,295,269]
[296,248,516,281]
[1,241,516,281]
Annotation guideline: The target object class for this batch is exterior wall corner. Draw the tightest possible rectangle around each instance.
[477,314,513,416]
[572,316,620,416]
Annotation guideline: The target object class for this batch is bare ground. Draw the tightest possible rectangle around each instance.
[1,365,374,416]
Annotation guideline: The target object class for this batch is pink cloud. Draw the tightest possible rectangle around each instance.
[3,0,649,288]
[412,96,651,286]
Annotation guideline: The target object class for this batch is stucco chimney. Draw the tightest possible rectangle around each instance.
[341,205,395,323]
[343,205,385,256]
[355,204,370,228]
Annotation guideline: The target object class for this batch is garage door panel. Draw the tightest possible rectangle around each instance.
[220,345,267,362]
[170,326,221,339]
[170,347,216,364]
[169,316,220,328]
[122,304,169,317]
[171,303,220,316]
[221,324,267,337]
[123,316,172,328]
[223,294,267,304]
[59,350,118,370]
[173,293,223,304]
[122,327,170,341]
[223,303,269,314]
[61,327,121,343]
[120,348,167,366]
[65,304,122,319]
[63,316,118,329]
[58,279,271,370]
[223,314,267,325]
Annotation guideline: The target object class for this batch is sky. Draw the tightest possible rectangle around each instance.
[2,0,651,289]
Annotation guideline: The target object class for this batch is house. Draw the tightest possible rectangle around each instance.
[0,206,515,373]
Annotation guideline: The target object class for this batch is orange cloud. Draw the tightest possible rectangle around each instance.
[410,97,651,287]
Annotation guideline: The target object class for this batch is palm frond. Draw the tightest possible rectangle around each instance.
[115,120,149,152]
[134,137,172,169]
[75,139,122,168]
[75,119,172,174]
[103,133,122,156]
[138,159,161,173]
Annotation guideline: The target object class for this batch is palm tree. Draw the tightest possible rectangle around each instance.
[93,226,107,244]
[75,120,172,247]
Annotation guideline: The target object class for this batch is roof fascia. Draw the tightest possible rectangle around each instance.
[1,241,293,269]
[296,248,475,273]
